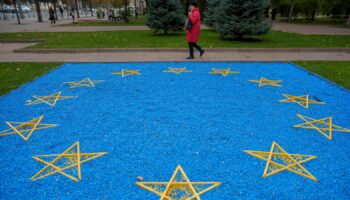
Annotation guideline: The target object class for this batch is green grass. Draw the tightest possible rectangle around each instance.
[0,62,62,96]
[64,16,147,26]
[0,30,350,49]
[293,61,350,89]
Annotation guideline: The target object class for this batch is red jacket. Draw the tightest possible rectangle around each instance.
[186,8,200,43]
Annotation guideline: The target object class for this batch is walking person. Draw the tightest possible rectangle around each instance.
[185,1,204,59]
[49,7,56,24]
[70,8,75,24]
[59,6,64,18]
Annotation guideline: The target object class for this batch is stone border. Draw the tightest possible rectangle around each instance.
[13,48,350,53]
[0,39,45,43]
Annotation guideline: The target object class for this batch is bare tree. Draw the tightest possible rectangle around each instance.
[34,0,43,22]
[89,0,93,16]
[11,0,20,24]
[124,0,129,22]
[1,2,8,20]
[75,0,80,18]
[288,0,295,22]
[16,0,25,19]
[134,0,137,18]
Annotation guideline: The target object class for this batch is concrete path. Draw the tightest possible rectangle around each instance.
[1,18,349,35]
[0,16,150,33]
[0,18,74,33]
[272,21,350,35]
[1,43,349,62]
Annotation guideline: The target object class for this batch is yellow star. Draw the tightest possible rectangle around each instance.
[279,94,325,109]
[112,69,141,77]
[248,77,282,87]
[31,141,107,182]
[163,67,192,74]
[26,91,76,107]
[209,68,239,76]
[244,141,318,182]
[136,165,221,200]
[0,115,57,141]
[294,114,350,140]
[63,78,104,89]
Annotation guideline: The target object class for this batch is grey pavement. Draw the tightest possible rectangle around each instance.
[272,21,350,35]
[1,43,349,62]
[1,18,349,35]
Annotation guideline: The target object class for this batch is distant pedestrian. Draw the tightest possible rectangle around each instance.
[49,7,56,24]
[185,1,204,59]
[70,8,75,24]
[59,6,64,18]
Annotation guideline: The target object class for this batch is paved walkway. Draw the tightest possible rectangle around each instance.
[1,19,349,35]
[1,43,349,62]
[0,21,150,32]
[272,21,350,35]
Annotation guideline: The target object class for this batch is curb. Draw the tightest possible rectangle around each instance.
[13,48,350,53]
[0,39,45,43]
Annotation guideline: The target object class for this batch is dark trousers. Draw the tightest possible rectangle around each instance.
[188,42,203,57]
[50,17,56,24]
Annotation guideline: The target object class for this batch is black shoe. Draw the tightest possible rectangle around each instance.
[200,50,205,57]
[186,56,194,59]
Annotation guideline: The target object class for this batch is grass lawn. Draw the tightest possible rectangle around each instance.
[0,61,348,97]
[293,61,350,89]
[0,62,62,96]
[0,30,349,49]
[65,16,147,26]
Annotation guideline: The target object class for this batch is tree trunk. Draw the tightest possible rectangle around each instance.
[53,0,58,20]
[75,0,80,18]
[34,0,43,22]
[199,0,206,15]
[185,0,189,16]
[89,0,93,16]
[134,0,137,18]
[16,0,25,19]
[288,0,295,22]
[311,0,318,21]
[12,1,21,24]
[124,0,128,23]
[2,4,7,20]
[347,14,350,26]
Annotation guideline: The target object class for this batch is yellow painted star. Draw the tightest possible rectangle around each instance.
[31,141,107,182]
[163,67,192,74]
[112,69,141,77]
[294,114,350,140]
[63,78,104,89]
[136,165,221,200]
[0,115,57,141]
[26,91,76,107]
[248,77,282,87]
[244,141,317,182]
[209,68,239,76]
[279,94,325,109]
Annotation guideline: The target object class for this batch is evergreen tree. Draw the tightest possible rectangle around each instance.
[213,0,271,39]
[204,0,219,27]
[147,0,185,34]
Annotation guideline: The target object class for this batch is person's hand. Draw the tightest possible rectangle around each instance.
[188,11,192,17]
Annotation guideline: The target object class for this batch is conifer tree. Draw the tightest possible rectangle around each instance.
[213,0,271,39]
[147,0,185,34]
[204,0,219,27]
